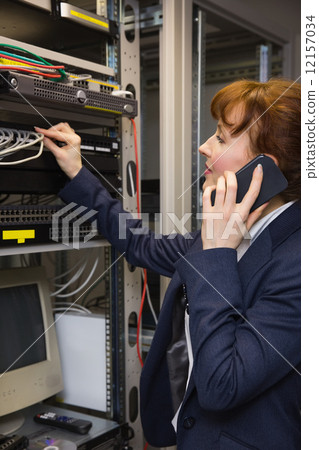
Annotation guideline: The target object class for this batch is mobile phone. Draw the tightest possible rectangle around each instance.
[210,154,288,212]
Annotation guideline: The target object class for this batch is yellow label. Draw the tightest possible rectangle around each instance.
[2,230,35,244]
[84,105,122,114]
[70,10,109,29]
[87,79,119,90]
[69,75,119,90]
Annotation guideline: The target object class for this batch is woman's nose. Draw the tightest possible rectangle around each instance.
[199,141,211,158]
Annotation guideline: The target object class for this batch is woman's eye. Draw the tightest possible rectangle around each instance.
[216,135,224,144]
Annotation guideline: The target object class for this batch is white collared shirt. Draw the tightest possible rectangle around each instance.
[172,201,295,432]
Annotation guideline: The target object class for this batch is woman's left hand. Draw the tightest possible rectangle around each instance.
[35,122,82,179]
[201,164,269,250]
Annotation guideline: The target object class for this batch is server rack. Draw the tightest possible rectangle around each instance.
[0,1,143,448]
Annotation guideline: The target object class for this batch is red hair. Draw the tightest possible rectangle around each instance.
[210,79,301,202]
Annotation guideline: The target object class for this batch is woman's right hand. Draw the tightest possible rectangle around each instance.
[201,166,268,251]
[35,122,82,179]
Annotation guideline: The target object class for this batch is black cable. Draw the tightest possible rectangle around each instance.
[0,194,9,204]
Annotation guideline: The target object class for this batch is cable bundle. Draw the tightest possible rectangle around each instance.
[0,43,67,81]
[0,127,44,165]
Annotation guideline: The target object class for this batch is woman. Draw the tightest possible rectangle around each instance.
[36,78,301,449]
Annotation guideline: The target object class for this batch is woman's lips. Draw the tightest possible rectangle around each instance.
[205,164,213,175]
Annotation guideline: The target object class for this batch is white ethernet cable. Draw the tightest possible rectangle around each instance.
[50,259,88,297]
[0,127,44,165]
[50,249,100,300]
[55,256,100,299]
[52,306,89,314]
[50,251,91,287]
[53,302,92,314]
[141,268,158,325]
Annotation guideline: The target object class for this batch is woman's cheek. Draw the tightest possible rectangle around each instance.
[211,158,229,175]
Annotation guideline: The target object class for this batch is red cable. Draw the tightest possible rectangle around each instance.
[0,53,64,69]
[130,118,140,217]
[130,120,149,450]
[0,66,61,78]
[137,269,147,367]
[130,118,148,368]
[0,53,65,69]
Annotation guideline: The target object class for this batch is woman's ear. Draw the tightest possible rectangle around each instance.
[263,153,279,166]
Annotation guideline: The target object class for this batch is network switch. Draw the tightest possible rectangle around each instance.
[0,71,138,118]
[0,205,102,247]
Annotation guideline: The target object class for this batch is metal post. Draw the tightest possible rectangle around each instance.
[159,0,193,299]
[192,6,206,231]
[120,0,143,448]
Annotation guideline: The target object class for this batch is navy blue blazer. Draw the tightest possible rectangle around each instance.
[60,167,301,450]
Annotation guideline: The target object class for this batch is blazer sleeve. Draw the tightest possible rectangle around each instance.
[59,167,196,278]
[174,239,300,412]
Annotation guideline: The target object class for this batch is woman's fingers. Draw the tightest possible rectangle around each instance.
[42,136,60,155]
[206,165,263,217]
[35,123,82,179]
[201,163,269,250]
[202,185,217,211]
[214,175,226,208]
[35,123,75,141]
[35,123,81,152]
[223,171,237,214]
[240,164,263,214]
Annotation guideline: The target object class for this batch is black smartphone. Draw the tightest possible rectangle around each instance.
[210,154,288,212]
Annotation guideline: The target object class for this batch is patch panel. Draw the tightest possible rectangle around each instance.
[0,123,121,195]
